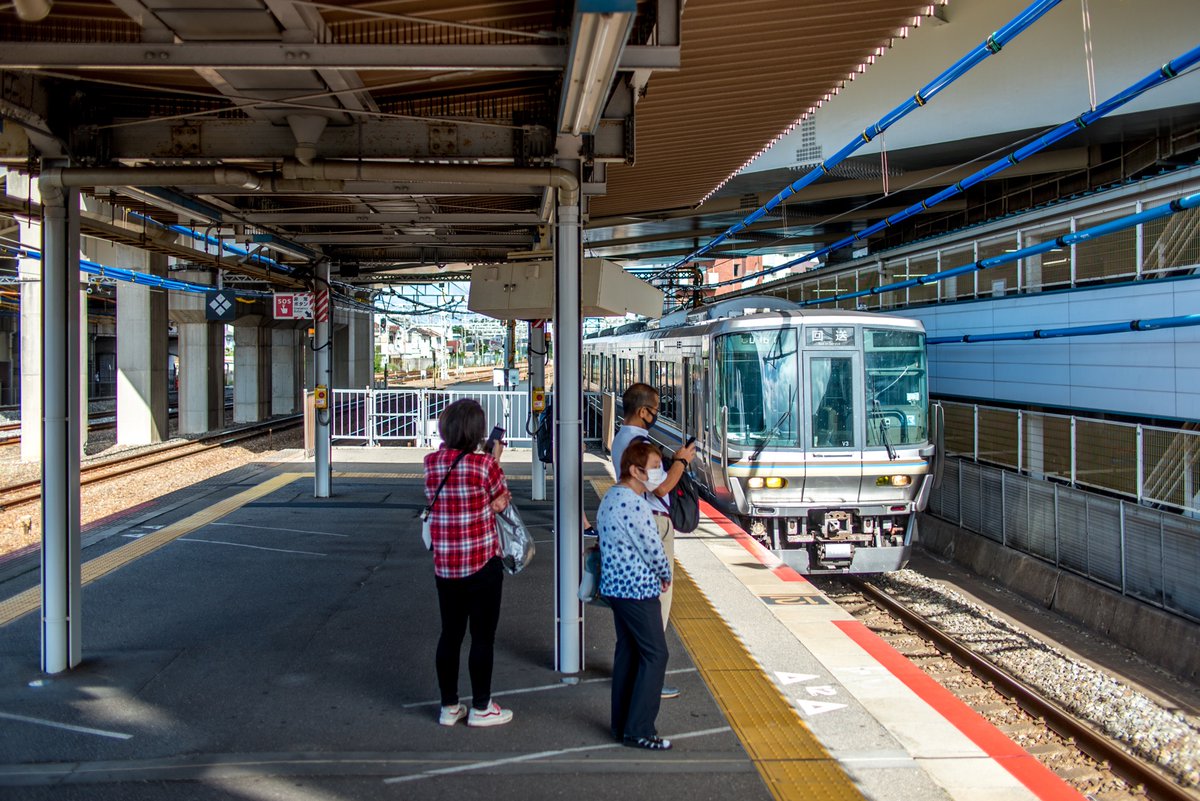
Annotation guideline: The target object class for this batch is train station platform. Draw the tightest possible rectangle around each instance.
[0,448,1084,801]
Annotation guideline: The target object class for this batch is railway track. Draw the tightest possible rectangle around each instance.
[0,405,238,446]
[819,574,1199,801]
[0,415,303,511]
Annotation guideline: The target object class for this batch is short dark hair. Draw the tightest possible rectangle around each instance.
[439,398,487,452]
[622,382,658,415]
[620,439,660,480]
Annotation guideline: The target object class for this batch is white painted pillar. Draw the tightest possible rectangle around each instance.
[116,253,169,444]
[177,321,224,434]
[11,172,43,463]
[233,323,271,423]
[271,327,300,415]
[332,323,349,388]
[171,271,225,435]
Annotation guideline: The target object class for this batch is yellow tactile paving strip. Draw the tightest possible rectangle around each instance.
[590,475,861,800]
[0,472,303,627]
[672,565,863,801]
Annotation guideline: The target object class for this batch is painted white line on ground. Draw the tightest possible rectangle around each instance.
[381,726,732,784]
[0,711,133,740]
[180,539,326,557]
[399,668,699,709]
[210,522,350,538]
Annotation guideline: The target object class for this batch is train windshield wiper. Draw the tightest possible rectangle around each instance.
[750,388,796,461]
[763,327,796,363]
[878,413,897,461]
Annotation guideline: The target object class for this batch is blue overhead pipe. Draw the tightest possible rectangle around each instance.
[0,242,270,296]
[127,211,289,271]
[660,0,1064,275]
[928,313,1200,344]
[806,191,1200,307]
[710,42,1200,291]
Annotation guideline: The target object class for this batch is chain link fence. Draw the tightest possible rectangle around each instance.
[929,458,1200,622]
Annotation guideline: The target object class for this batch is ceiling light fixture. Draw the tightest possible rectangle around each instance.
[558,0,636,136]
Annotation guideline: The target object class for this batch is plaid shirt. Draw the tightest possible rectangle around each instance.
[424,447,508,579]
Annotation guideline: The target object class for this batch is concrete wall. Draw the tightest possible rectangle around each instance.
[918,514,1200,681]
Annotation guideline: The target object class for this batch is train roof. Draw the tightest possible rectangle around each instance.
[586,296,924,341]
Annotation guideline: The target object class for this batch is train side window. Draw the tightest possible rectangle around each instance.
[649,359,678,422]
[618,358,635,393]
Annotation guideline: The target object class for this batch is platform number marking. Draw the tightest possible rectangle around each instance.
[774,670,848,717]
[775,672,819,685]
[794,699,847,716]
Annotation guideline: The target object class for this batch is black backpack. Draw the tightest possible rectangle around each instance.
[668,468,700,533]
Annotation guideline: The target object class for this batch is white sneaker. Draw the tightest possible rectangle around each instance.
[438,703,467,726]
[466,701,513,727]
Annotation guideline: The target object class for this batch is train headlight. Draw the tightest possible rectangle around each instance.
[875,475,912,487]
[747,476,788,489]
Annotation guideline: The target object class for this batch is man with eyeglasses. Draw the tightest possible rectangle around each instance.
[608,382,697,700]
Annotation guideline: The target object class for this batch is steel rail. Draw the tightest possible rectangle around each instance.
[0,415,303,510]
[851,578,1198,801]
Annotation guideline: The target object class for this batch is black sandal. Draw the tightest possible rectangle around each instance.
[623,735,672,750]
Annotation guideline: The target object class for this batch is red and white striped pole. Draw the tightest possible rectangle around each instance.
[314,262,333,498]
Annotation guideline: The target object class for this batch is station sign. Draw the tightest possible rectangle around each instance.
[274,292,314,320]
[205,289,237,322]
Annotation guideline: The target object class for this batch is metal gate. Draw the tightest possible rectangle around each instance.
[332,388,532,447]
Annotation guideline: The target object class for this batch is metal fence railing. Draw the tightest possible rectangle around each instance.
[941,400,1200,516]
[929,458,1200,622]
[332,388,606,447]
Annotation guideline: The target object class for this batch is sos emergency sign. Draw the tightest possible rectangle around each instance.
[273,292,314,320]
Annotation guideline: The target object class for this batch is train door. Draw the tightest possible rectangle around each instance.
[802,350,864,503]
[682,356,711,487]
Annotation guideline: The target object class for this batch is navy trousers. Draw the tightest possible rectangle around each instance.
[608,595,668,740]
[435,556,504,710]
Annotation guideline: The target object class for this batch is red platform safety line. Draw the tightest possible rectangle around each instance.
[833,619,1086,801]
[699,500,808,583]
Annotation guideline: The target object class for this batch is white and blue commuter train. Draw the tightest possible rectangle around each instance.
[583,297,943,574]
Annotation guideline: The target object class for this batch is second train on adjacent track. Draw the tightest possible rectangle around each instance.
[583,297,942,574]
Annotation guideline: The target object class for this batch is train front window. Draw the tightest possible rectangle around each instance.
[864,328,927,447]
[810,357,856,448]
[716,329,799,447]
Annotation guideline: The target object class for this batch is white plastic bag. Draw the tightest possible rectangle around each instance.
[494,505,535,575]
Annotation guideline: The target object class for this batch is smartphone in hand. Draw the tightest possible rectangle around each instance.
[485,425,506,454]
[685,435,697,447]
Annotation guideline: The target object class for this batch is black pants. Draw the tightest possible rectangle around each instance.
[608,595,668,740]
[435,556,503,710]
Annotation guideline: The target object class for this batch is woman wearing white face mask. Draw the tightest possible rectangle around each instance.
[595,439,674,751]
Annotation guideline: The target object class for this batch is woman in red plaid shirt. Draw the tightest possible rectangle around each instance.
[424,399,515,728]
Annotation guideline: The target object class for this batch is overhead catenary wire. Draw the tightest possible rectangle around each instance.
[654,0,1066,279]
[702,41,1200,291]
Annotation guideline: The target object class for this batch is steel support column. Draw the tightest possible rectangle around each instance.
[553,162,583,676]
[38,173,82,673]
[314,260,333,498]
